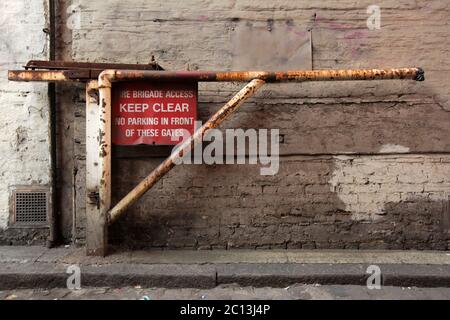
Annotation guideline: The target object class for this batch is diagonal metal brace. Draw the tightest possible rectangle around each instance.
[107,79,265,224]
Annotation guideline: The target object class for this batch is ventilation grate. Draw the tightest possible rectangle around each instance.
[11,187,50,226]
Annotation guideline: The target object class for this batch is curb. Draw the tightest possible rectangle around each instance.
[0,262,449,290]
[216,263,450,288]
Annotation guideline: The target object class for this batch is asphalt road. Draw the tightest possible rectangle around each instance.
[1,284,450,300]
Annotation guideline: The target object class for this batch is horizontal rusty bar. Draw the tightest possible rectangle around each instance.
[8,70,90,82]
[111,67,424,82]
[9,70,146,82]
[8,60,164,82]
[25,60,164,71]
[9,67,424,83]
[9,69,144,81]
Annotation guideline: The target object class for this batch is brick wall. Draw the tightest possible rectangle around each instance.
[103,155,449,250]
[0,1,50,244]
[57,0,450,249]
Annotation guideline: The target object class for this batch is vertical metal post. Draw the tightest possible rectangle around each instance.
[99,75,112,231]
[85,80,108,256]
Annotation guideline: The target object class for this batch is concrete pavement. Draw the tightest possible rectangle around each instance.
[2,284,450,300]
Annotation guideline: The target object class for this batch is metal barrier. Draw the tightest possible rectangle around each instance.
[9,62,424,255]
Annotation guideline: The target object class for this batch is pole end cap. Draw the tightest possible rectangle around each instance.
[414,67,425,81]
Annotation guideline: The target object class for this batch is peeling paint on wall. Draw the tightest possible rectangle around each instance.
[0,1,50,229]
[329,155,450,221]
[379,144,410,154]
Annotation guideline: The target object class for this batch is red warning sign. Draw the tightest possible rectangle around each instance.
[112,81,198,145]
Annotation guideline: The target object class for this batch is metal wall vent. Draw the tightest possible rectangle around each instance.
[10,186,50,227]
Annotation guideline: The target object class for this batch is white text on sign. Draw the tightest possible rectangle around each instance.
[119,103,190,113]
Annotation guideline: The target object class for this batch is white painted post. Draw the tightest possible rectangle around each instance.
[85,80,108,256]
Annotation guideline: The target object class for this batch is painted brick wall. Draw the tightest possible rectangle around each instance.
[58,0,450,249]
[0,1,50,244]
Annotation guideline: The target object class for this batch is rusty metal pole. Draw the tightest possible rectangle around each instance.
[99,72,113,219]
[85,80,109,256]
[8,67,424,83]
[107,79,265,224]
[94,72,115,255]
[110,67,424,82]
